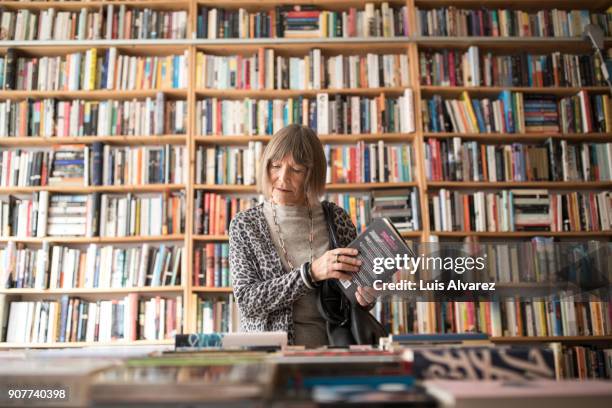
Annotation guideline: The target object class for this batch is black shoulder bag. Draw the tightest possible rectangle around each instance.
[317,201,388,346]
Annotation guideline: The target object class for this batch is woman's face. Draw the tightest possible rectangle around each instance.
[269,155,307,206]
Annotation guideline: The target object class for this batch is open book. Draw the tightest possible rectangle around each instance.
[338,217,414,303]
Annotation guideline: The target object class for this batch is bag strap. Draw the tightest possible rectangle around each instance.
[321,201,339,249]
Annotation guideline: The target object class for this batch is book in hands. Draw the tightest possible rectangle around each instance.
[338,217,414,303]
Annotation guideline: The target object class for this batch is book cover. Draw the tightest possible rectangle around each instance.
[338,217,414,303]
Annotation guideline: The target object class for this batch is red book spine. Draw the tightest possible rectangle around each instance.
[194,250,201,286]
[206,244,214,287]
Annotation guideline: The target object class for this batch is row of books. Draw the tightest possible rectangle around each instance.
[0,144,187,187]
[422,91,611,134]
[324,193,371,234]
[98,192,184,238]
[90,144,186,186]
[415,7,612,37]
[195,50,410,90]
[0,6,188,41]
[324,188,421,234]
[0,192,185,237]
[377,299,611,338]
[419,47,611,88]
[195,91,415,136]
[3,294,182,344]
[424,138,612,182]
[193,193,261,236]
[0,96,187,138]
[429,189,611,232]
[324,142,414,184]
[1,48,189,91]
[459,238,608,284]
[197,3,409,39]
[1,242,183,290]
[193,243,230,288]
[195,140,414,186]
[556,344,612,379]
[195,142,263,186]
[0,145,83,187]
[193,295,238,334]
[191,189,420,237]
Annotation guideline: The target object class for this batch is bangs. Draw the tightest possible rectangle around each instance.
[267,127,314,167]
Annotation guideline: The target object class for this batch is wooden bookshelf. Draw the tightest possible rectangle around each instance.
[432,231,612,238]
[0,0,610,348]
[491,336,612,344]
[0,235,185,244]
[0,135,188,146]
[193,182,419,192]
[0,339,174,349]
[0,286,184,295]
[194,87,409,98]
[192,287,234,293]
[0,184,186,194]
[195,133,415,144]
[420,86,611,96]
[0,89,188,99]
[423,132,612,142]
[427,181,612,189]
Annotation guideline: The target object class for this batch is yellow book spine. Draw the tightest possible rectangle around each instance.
[196,52,204,88]
[349,196,357,227]
[603,94,611,132]
[460,91,479,132]
[89,48,97,90]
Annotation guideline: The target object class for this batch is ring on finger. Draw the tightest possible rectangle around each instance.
[335,253,339,264]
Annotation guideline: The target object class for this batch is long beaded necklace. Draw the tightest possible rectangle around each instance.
[270,198,314,270]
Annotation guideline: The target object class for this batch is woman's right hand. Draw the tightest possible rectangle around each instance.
[310,248,362,282]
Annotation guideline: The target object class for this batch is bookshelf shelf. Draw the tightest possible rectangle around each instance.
[0,339,174,349]
[0,286,184,296]
[193,235,230,242]
[427,181,612,189]
[192,37,412,45]
[0,135,188,146]
[0,89,188,100]
[420,86,610,96]
[422,132,612,142]
[192,287,233,293]
[0,1,192,11]
[194,87,409,98]
[432,231,612,238]
[414,37,612,49]
[0,235,185,244]
[0,184,186,194]
[414,0,611,7]
[192,231,423,241]
[490,335,612,343]
[193,182,419,192]
[194,133,415,144]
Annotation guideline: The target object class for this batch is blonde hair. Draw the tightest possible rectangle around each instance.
[258,124,327,203]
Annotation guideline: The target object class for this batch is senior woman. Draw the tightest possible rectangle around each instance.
[228,124,375,347]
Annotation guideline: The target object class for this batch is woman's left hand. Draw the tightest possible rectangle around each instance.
[355,286,377,307]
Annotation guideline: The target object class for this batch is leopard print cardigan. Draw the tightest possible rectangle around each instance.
[229,201,357,344]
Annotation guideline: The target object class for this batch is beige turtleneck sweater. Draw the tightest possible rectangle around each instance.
[262,200,329,348]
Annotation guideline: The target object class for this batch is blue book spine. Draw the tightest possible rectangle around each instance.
[471,99,486,133]
[59,295,69,343]
[364,147,370,182]
[173,56,179,88]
